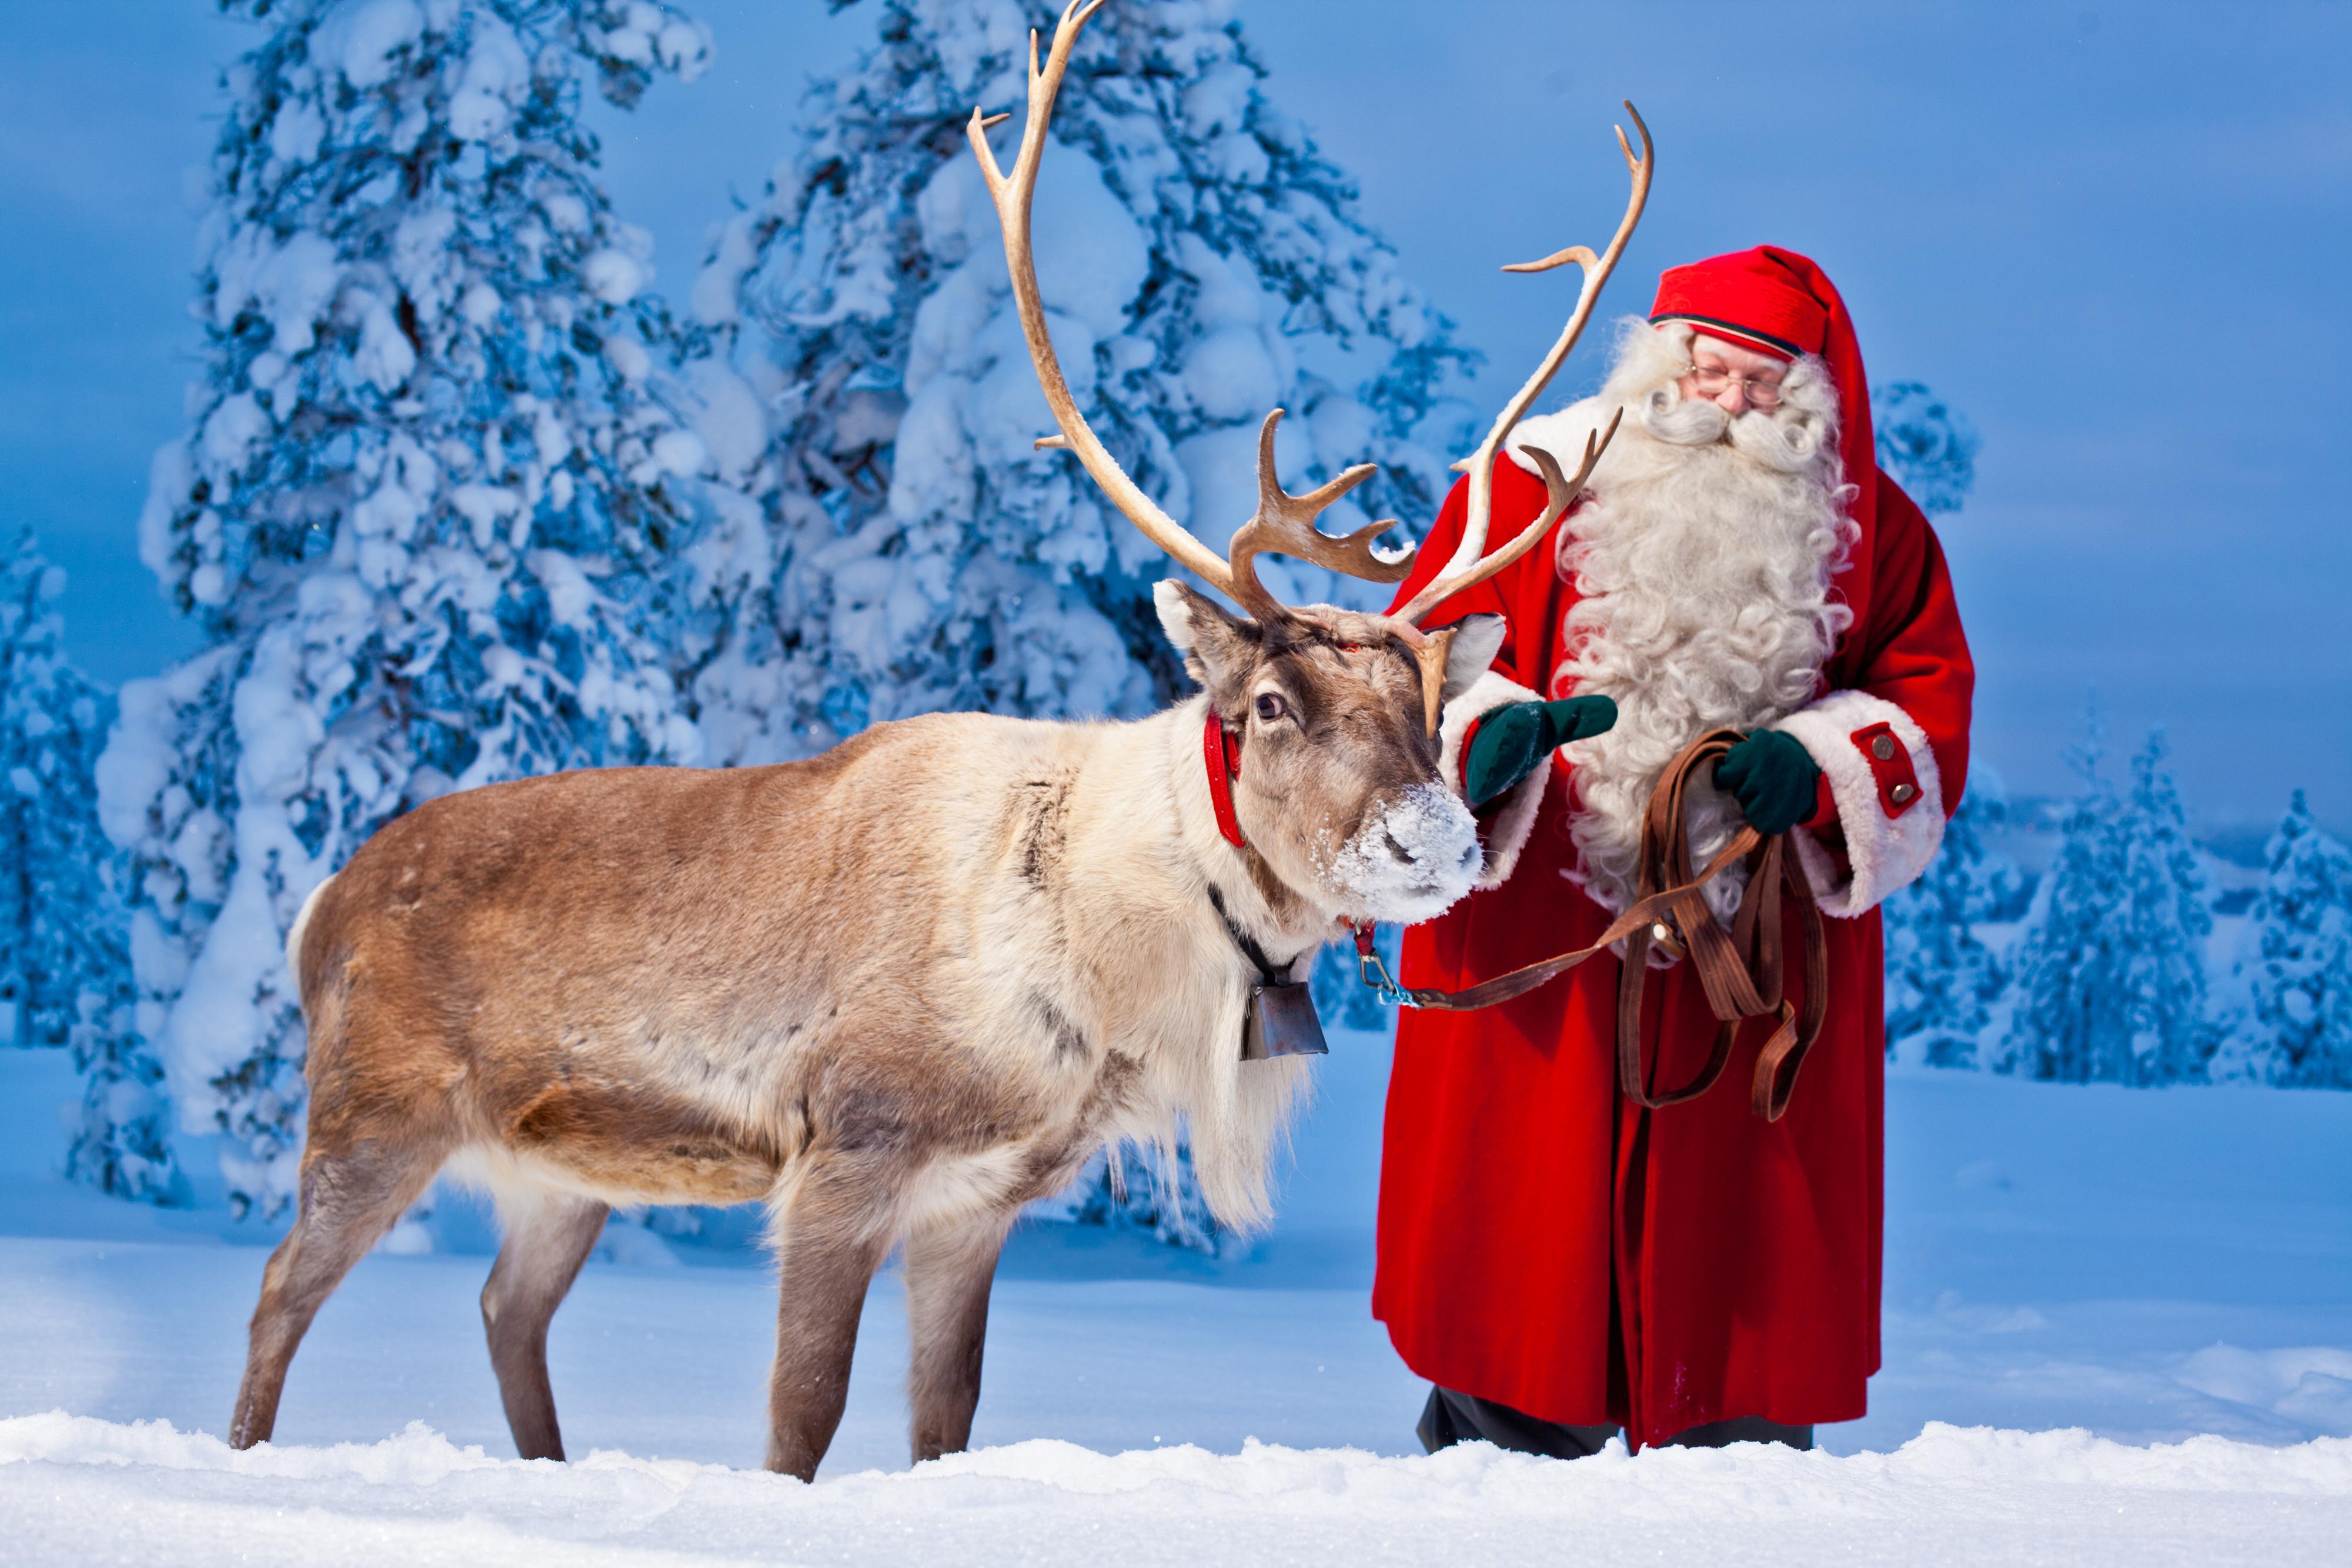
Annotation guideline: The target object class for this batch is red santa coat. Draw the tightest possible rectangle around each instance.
[1372,450,1974,1449]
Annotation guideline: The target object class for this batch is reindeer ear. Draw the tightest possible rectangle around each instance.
[1440,614,1508,704]
[1154,580,1258,701]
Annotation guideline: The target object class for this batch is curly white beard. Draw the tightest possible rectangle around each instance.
[1516,321,1857,918]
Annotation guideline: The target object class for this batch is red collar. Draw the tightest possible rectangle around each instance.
[1202,714,1245,848]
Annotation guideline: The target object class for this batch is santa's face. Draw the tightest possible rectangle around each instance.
[1613,322,1838,476]
[1677,332,1790,414]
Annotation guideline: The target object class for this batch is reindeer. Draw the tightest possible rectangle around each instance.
[225,0,1652,1482]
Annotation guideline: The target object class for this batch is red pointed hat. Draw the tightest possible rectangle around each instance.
[1650,245,1877,566]
[1651,247,1828,362]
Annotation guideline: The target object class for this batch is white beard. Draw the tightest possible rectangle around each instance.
[1508,320,1858,919]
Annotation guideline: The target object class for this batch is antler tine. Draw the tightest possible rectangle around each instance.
[1392,101,1654,626]
[964,0,1238,594]
[1225,409,1413,620]
[1466,411,1621,592]
[1383,417,1619,737]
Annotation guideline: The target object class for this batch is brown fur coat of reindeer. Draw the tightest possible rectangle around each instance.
[227,0,1651,1482]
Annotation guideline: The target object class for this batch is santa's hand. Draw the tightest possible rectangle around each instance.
[1464,697,1617,809]
[1716,730,1822,835]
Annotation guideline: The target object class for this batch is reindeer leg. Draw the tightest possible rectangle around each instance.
[480,1189,610,1462]
[763,1155,897,1481]
[903,1213,1013,1465]
[230,1137,445,1449]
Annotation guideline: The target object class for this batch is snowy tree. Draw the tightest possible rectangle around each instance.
[0,532,181,1202]
[2110,733,2219,1084]
[0,533,51,1050]
[683,0,1473,766]
[689,0,1469,1247]
[97,0,713,1218]
[2217,792,2352,1089]
[1873,380,1979,517]
[1882,768,2024,1069]
[1997,717,2215,1086]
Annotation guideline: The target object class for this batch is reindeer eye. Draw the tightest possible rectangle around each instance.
[1254,692,1287,723]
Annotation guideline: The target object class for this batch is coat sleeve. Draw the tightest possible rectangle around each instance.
[1387,465,1555,888]
[1769,472,1977,917]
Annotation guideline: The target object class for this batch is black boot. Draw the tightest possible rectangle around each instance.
[1417,1386,1813,1459]
[1416,1386,1617,1459]
[1663,1416,1813,1451]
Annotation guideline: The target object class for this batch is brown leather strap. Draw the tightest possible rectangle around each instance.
[1387,728,1830,1122]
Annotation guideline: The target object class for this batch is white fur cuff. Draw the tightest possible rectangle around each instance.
[1438,669,1548,888]
[1769,689,1946,918]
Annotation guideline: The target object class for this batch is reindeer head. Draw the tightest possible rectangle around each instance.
[1154,581,1502,922]
[970,0,1653,924]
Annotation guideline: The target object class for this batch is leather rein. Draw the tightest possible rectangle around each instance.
[1352,727,1830,1122]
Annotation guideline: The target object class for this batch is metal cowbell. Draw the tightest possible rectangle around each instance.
[1240,980,1329,1061]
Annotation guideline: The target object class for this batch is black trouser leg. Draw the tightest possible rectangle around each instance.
[1416,1386,1617,1459]
[1664,1415,1813,1450]
[1418,1386,1812,1458]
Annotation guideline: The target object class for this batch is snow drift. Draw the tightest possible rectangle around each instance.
[1,1413,2345,1567]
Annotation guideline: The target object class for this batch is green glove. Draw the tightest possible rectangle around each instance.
[1464,697,1618,809]
[1715,729,1823,836]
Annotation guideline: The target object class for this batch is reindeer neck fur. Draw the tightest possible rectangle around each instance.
[985,696,1327,1230]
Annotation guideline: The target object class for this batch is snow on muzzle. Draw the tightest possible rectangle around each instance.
[1326,783,1481,923]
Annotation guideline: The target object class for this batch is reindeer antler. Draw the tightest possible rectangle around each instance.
[968,0,1410,619]
[1388,101,1655,629]
[1225,410,1411,620]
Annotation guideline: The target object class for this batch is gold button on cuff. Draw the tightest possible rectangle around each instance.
[1890,781,1917,804]
[1870,735,1897,761]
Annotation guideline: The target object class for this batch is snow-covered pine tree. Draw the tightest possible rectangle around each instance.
[1998,720,2120,1084]
[689,0,1470,1248]
[684,0,1472,766]
[2219,791,2352,1088]
[0,532,181,1201]
[2116,733,2218,1083]
[1882,767,2023,1068]
[1997,716,2215,1085]
[96,0,713,1218]
[0,532,47,1050]
[1872,380,1979,517]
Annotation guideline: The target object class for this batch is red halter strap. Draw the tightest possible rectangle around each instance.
[1202,714,1245,848]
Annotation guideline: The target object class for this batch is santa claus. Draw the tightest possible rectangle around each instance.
[1383,246,1975,1456]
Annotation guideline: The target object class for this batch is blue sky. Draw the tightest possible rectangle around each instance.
[2,1,2346,829]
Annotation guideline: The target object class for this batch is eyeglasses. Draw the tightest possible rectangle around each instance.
[1685,365,1786,409]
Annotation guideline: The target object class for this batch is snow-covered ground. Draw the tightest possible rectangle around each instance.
[6,1413,2347,1567]
[2,1038,2346,1563]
